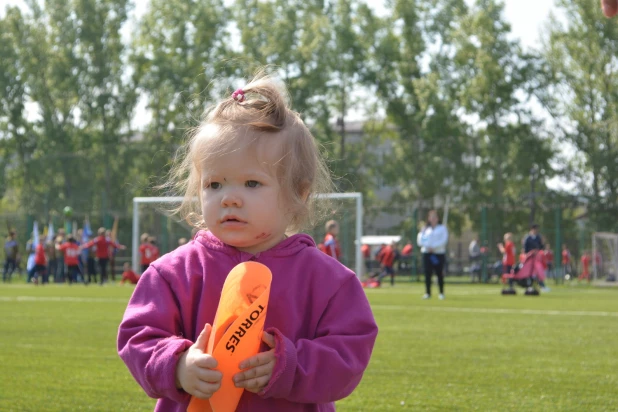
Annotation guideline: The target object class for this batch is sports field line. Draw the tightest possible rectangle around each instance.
[367,289,499,296]
[366,287,610,295]
[373,304,618,317]
[0,296,128,303]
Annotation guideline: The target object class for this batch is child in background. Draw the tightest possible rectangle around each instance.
[81,228,125,285]
[120,262,140,285]
[117,74,378,412]
[376,241,397,286]
[401,242,413,256]
[33,234,48,284]
[148,236,160,263]
[497,232,515,275]
[57,235,81,285]
[562,244,572,277]
[361,243,371,274]
[579,251,591,282]
[320,219,341,261]
[138,232,152,273]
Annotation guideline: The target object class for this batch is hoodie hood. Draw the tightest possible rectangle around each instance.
[193,230,316,260]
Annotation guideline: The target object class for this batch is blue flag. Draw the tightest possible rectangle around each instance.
[81,218,93,263]
[27,221,39,271]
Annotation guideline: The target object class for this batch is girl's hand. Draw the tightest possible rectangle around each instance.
[233,332,276,393]
[176,324,223,399]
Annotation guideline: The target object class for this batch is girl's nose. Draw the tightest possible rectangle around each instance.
[221,190,243,208]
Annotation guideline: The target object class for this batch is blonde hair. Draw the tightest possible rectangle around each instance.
[325,220,339,233]
[165,71,333,232]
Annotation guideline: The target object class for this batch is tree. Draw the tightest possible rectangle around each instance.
[0,8,31,203]
[364,0,471,234]
[450,0,554,237]
[72,0,136,223]
[3,0,134,222]
[541,0,618,230]
[131,0,233,194]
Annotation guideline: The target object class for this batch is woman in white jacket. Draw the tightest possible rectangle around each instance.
[417,210,449,300]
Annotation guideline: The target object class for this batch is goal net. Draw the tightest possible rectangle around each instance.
[592,232,618,283]
[132,193,363,276]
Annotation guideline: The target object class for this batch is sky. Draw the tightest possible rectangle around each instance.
[3,0,558,50]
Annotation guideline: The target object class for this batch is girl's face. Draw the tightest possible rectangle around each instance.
[428,211,438,226]
[200,144,292,254]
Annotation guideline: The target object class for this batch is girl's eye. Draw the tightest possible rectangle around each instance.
[246,180,261,188]
[207,182,221,190]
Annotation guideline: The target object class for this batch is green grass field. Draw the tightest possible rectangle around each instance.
[1,281,617,411]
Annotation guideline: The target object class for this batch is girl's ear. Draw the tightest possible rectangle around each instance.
[299,179,311,203]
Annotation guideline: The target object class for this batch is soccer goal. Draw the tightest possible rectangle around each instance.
[132,193,363,276]
[592,232,618,282]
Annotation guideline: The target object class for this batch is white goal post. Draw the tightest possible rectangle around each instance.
[132,193,363,277]
[592,232,618,282]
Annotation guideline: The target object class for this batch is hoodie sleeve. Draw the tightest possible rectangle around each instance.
[259,275,378,403]
[117,266,193,403]
[417,228,425,248]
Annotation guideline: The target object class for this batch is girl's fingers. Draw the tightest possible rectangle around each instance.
[262,332,276,348]
[234,363,272,382]
[194,380,221,396]
[235,374,271,391]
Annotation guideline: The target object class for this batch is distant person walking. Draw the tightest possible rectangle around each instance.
[417,210,449,300]
[3,230,18,283]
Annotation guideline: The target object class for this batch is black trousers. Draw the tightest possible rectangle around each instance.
[67,265,81,284]
[98,258,109,284]
[423,253,445,295]
[3,258,16,282]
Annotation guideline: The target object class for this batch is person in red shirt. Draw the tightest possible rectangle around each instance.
[361,244,370,259]
[138,232,152,273]
[81,227,125,285]
[320,220,341,261]
[579,251,591,282]
[361,244,371,274]
[33,234,48,285]
[562,244,572,277]
[376,242,397,286]
[148,236,160,263]
[120,262,140,285]
[57,236,81,285]
[498,232,515,274]
[401,242,413,256]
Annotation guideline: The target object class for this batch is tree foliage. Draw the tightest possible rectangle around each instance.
[0,0,614,238]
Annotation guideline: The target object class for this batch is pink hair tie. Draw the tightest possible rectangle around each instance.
[232,88,246,102]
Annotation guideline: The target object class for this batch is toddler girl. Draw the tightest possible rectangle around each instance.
[117,74,378,411]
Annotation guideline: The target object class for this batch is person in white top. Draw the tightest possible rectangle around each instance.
[417,210,449,300]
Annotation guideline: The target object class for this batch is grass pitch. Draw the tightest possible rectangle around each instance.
[1,280,617,411]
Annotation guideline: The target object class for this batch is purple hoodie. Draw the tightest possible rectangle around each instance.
[117,231,378,411]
